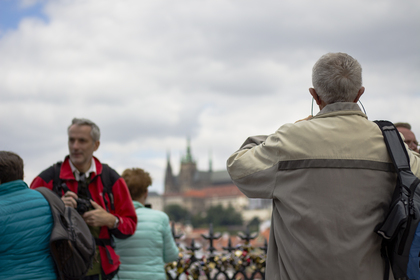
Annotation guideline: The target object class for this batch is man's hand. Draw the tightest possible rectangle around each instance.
[83,200,118,228]
[295,115,313,123]
[62,191,78,208]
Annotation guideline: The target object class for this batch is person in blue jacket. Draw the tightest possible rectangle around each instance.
[113,168,179,280]
[0,151,57,280]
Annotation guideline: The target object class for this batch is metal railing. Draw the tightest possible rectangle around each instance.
[165,224,266,280]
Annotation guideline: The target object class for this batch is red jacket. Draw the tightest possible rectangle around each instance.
[30,156,137,279]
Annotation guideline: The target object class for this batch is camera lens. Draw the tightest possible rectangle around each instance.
[76,199,90,215]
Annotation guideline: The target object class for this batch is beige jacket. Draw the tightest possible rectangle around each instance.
[227,102,420,280]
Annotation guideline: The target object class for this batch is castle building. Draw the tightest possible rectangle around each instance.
[164,139,232,194]
[155,139,271,222]
[163,139,247,214]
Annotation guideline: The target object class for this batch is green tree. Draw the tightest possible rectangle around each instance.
[248,216,260,232]
[191,204,243,228]
[191,211,206,228]
[164,204,189,223]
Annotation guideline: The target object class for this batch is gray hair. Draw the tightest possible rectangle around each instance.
[312,52,363,104]
[68,118,101,142]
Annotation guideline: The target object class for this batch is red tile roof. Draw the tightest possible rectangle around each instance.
[164,184,245,200]
[182,184,245,198]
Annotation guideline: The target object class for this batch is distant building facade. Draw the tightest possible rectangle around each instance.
[156,139,271,222]
[164,139,232,194]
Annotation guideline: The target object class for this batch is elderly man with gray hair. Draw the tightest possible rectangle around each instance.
[227,53,420,280]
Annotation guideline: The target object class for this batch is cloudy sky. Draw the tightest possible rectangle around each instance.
[1,0,419,194]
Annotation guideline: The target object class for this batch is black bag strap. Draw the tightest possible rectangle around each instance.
[101,164,115,211]
[94,237,115,265]
[375,121,420,196]
[52,161,69,196]
[380,240,390,280]
[374,120,417,280]
[374,120,410,171]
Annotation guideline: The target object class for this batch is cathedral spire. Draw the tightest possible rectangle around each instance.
[182,137,195,163]
[164,150,175,193]
[209,150,213,172]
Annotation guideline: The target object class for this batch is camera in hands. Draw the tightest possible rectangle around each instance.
[76,198,92,215]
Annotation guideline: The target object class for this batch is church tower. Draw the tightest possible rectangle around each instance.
[178,138,197,192]
[164,151,177,193]
[209,150,213,173]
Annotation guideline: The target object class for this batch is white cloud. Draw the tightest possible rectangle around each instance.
[0,0,419,193]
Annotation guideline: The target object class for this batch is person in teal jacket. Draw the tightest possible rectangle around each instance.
[113,168,179,280]
[0,151,57,280]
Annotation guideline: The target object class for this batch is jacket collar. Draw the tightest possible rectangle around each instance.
[315,102,367,119]
[69,157,97,180]
[133,200,144,209]
[0,180,28,194]
[61,155,102,180]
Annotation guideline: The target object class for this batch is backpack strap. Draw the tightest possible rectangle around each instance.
[374,120,419,280]
[94,238,115,265]
[100,164,120,212]
[35,187,66,280]
[380,239,390,280]
[374,120,410,171]
[52,161,61,194]
[51,161,71,196]
[94,164,119,265]
[36,186,65,213]
[375,121,419,202]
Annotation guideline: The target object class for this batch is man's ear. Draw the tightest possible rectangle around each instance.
[94,141,100,152]
[353,87,365,103]
[309,88,322,105]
